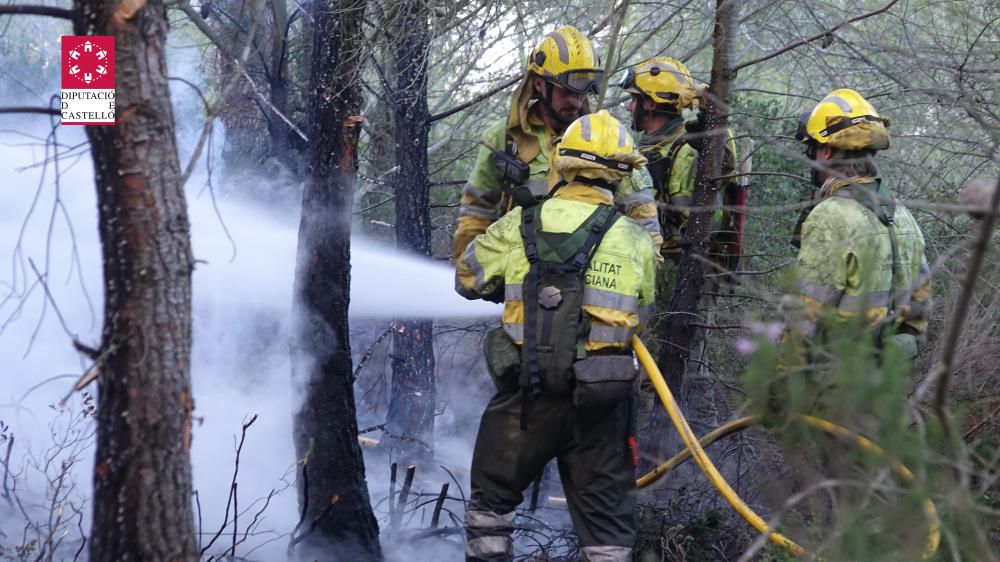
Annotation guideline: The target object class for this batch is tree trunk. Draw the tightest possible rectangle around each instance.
[74,0,198,559]
[647,0,738,469]
[267,0,290,162]
[383,0,435,465]
[290,0,380,559]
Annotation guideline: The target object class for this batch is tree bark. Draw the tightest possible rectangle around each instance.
[267,0,290,162]
[74,0,198,559]
[648,0,739,468]
[290,0,380,559]
[383,0,435,465]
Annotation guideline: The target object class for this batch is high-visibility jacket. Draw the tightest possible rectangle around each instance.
[453,110,663,262]
[455,183,658,351]
[793,177,931,339]
[638,119,740,259]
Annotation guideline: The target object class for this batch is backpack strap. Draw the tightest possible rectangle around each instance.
[838,180,900,347]
[647,136,687,201]
[570,204,621,272]
[518,203,621,429]
[519,206,542,429]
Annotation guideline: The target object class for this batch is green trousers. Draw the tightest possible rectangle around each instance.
[465,390,636,562]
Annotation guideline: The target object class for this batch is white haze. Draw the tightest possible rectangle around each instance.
[0,24,503,559]
[0,113,504,560]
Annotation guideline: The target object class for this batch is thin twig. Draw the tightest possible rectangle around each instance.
[194,490,203,552]
[931,177,1000,412]
[28,258,75,340]
[0,106,61,115]
[732,0,901,71]
[352,326,397,381]
[428,74,520,123]
[2,435,13,506]
[201,415,258,555]
[290,461,310,538]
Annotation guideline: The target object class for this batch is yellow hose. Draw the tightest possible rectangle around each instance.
[631,335,941,559]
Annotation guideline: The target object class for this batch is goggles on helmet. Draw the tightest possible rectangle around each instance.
[617,66,682,103]
[797,110,890,143]
[618,66,637,91]
[795,111,811,143]
[545,69,604,96]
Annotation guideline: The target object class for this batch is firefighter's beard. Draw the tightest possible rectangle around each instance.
[629,106,647,132]
[542,98,583,130]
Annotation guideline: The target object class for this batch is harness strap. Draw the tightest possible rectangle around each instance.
[838,180,900,347]
[647,136,687,202]
[518,202,621,430]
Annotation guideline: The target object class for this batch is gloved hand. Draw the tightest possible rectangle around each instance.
[683,110,708,152]
[480,280,505,304]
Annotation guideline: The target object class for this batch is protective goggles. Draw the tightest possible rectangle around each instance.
[796,111,889,143]
[546,69,604,96]
[617,66,681,103]
[795,111,811,143]
[617,66,638,92]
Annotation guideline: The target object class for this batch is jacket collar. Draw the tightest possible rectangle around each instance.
[637,116,686,154]
[819,175,879,198]
[551,182,614,205]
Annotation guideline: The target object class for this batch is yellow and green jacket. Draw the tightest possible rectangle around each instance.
[453,108,662,262]
[455,183,658,351]
[637,118,737,258]
[793,177,931,339]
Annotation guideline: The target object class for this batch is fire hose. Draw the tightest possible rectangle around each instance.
[631,335,941,558]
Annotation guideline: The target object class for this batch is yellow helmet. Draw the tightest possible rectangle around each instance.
[527,25,603,95]
[619,56,701,110]
[556,110,647,180]
[796,88,890,150]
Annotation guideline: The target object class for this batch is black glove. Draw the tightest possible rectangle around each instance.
[480,280,505,304]
[684,110,708,153]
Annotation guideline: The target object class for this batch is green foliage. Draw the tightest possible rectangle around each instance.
[0,539,38,562]
[636,505,748,562]
[739,311,951,561]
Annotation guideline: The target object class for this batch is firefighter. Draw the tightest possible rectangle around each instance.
[455,110,657,562]
[452,25,662,265]
[789,88,931,359]
[618,56,742,439]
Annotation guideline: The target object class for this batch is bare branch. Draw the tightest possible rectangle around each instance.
[429,74,520,123]
[732,0,900,72]
[0,5,73,19]
[0,107,60,116]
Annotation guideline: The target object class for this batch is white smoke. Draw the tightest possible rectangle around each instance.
[0,112,510,559]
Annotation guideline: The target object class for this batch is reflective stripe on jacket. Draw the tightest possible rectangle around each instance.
[793,179,931,338]
[455,183,657,351]
[453,112,662,262]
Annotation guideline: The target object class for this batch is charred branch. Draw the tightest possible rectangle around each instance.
[0,5,73,19]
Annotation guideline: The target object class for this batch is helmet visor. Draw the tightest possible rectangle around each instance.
[795,111,811,143]
[617,67,637,91]
[553,69,604,95]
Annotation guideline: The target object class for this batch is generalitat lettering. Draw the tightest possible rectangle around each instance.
[584,260,621,289]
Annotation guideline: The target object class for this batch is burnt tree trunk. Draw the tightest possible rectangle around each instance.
[75,0,198,559]
[647,0,738,467]
[290,0,380,559]
[267,0,290,162]
[383,0,435,465]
